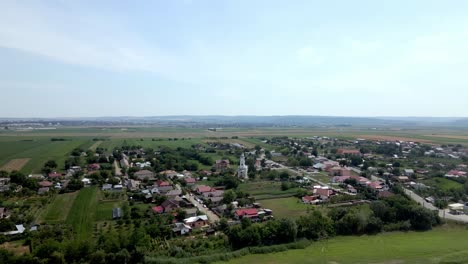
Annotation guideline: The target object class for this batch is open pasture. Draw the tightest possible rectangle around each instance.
[223,226,468,264]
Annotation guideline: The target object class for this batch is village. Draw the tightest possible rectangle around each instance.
[2,134,468,241]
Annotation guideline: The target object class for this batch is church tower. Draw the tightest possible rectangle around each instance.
[237,153,249,179]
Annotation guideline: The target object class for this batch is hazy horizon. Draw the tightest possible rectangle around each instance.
[1,1,468,117]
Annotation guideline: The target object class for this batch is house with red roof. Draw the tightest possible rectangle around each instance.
[48,172,62,178]
[235,208,258,219]
[302,195,319,204]
[38,181,53,187]
[196,185,213,194]
[313,188,333,200]
[184,177,196,185]
[215,160,230,172]
[445,170,467,178]
[156,180,171,187]
[152,206,164,214]
[88,163,101,171]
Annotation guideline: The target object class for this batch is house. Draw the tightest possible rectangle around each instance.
[313,188,333,200]
[215,160,230,171]
[199,170,212,176]
[81,178,91,185]
[235,208,258,219]
[184,177,196,185]
[88,163,101,171]
[38,187,50,194]
[102,184,113,191]
[152,206,164,214]
[112,208,123,219]
[367,181,383,191]
[302,195,318,204]
[156,185,174,194]
[0,208,10,219]
[134,170,156,180]
[209,196,224,206]
[0,178,11,186]
[185,208,198,217]
[48,172,62,178]
[127,179,140,191]
[161,199,179,212]
[166,189,182,198]
[404,169,415,176]
[160,170,178,178]
[202,190,224,198]
[38,181,53,187]
[156,180,171,187]
[332,176,351,183]
[196,185,214,194]
[347,185,357,194]
[113,184,123,190]
[184,215,209,228]
[336,149,361,156]
[172,222,192,235]
[445,170,467,178]
[395,176,410,182]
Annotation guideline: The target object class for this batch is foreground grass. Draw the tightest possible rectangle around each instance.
[260,197,310,218]
[38,191,79,223]
[223,226,468,264]
[66,187,99,240]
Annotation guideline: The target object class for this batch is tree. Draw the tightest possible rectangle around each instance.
[279,171,290,181]
[296,210,334,240]
[223,189,237,204]
[44,160,58,169]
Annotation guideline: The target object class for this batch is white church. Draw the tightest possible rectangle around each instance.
[237,153,249,179]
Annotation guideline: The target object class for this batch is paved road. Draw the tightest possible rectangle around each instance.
[175,184,220,223]
[186,195,220,223]
[404,188,468,223]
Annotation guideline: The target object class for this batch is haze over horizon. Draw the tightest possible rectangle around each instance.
[1,1,468,118]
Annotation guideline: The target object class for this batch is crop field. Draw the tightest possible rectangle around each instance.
[238,181,303,200]
[37,191,79,224]
[0,158,30,172]
[223,226,468,264]
[0,137,95,173]
[260,197,310,218]
[66,187,99,240]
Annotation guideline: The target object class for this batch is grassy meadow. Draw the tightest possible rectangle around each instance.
[260,197,310,218]
[66,187,99,240]
[37,191,79,224]
[222,226,468,264]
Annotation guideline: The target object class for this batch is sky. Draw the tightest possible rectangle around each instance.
[1,0,468,118]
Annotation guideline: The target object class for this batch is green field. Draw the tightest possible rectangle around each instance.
[37,191,79,223]
[66,187,99,240]
[0,137,95,173]
[238,181,303,200]
[259,197,310,218]
[95,200,123,221]
[223,226,468,264]
[422,177,463,191]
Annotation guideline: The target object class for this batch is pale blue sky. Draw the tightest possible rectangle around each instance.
[1,0,468,117]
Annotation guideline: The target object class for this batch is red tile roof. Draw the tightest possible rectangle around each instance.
[48,172,62,178]
[302,195,317,202]
[235,208,258,217]
[196,185,213,193]
[156,180,170,187]
[152,206,164,214]
[39,181,53,187]
[185,177,196,183]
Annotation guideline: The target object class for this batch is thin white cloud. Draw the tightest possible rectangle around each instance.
[0,1,178,76]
